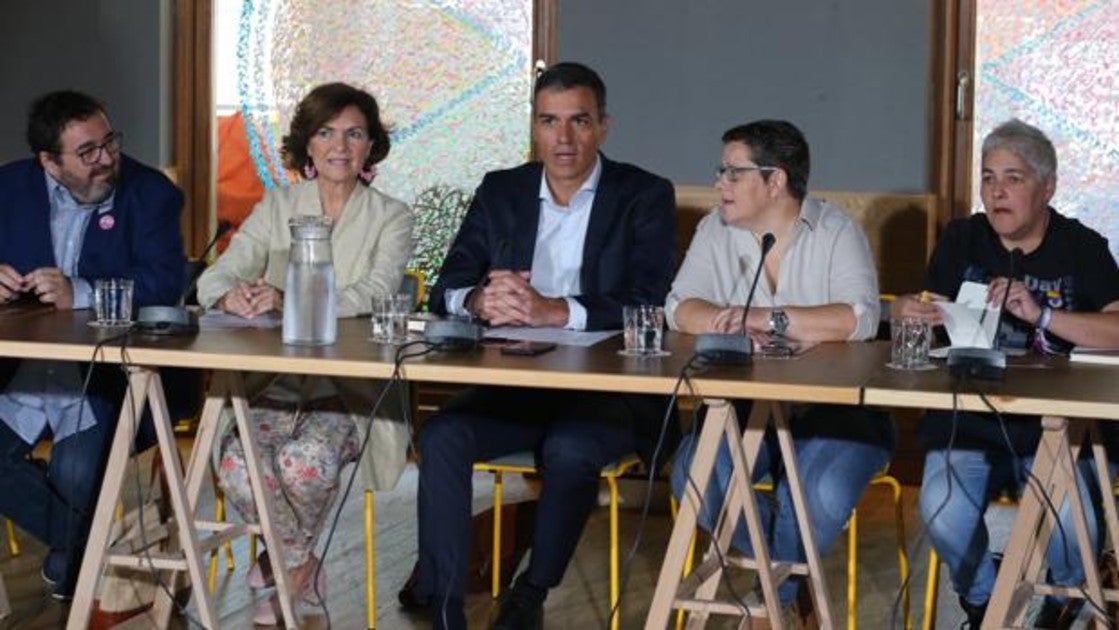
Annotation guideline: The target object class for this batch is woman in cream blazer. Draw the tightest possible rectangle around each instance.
[196,83,413,624]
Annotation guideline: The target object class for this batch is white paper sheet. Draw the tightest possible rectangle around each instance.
[935,281,999,348]
[483,326,619,347]
[198,309,282,330]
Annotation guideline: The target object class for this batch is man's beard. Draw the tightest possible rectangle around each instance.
[65,167,118,204]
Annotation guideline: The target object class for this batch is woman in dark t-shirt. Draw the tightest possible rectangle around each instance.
[892,119,1119,626]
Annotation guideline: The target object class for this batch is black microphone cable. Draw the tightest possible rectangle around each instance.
[670,353,771,625]
[981,390,1113,626]
[311,339,435,630]
[608,352,704,627]
[5,326,136,629]
[118,340,210,629]
[885,376,964,629]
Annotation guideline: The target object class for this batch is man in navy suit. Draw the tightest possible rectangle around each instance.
[412,62,676,629]
[0,90,183,598]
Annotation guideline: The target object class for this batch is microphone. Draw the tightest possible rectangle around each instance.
[424,238,511,351]
[695,232,776,364]
[135,221,233,336]
[948,247,1021,380]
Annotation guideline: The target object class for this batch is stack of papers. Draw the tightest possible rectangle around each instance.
[934,281,1000,350]
[1070,348,1119,366]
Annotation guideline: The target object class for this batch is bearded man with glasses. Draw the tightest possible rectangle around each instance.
[0,90,184,600]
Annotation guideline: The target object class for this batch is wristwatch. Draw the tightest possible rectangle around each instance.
[768,308,789,336]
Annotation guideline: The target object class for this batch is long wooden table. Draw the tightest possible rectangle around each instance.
[5,309,1116,628]
[0,310,885,629]
[864,356,1119,628]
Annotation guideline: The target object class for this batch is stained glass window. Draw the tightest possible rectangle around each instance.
[972,1,1119,258]
[214,0,535,287]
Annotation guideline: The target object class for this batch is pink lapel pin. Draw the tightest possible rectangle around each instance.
[99,214,115,231]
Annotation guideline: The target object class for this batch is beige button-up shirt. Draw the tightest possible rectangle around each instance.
[665,197,879,341]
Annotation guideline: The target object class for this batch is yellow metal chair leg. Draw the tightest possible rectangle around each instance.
[922,548,940,630]
[848,508,859,629]
[4,520,18,557]
[670,497,697,630]
[491,470,504,599]
[608,474,621,630]
[208,492,225,592]
[889,478,911,630]
[848,473,910,630]
[366,489,376,629]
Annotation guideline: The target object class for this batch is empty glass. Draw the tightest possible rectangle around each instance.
[91,278,134,328]
[370,293,412,343]
[621,305,668,357]
[889,317,933,370]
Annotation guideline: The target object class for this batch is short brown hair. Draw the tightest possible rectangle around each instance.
[282,82,391,178]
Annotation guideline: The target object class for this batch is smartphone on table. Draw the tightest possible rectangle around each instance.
[500,341,557,356]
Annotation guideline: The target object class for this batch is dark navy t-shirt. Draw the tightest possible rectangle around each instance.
[925,209,1119,355]
[919,209,1119,453]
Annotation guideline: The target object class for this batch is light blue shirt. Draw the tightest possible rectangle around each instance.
[446,157,601,331]
[0,174,113,444]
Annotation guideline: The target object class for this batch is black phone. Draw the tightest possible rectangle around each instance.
[500,341,557,356]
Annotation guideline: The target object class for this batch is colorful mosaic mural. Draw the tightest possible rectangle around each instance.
[973,0,1119,257]
[224,0,534,287]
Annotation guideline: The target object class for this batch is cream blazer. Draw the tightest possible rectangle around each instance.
[198,180,415,490]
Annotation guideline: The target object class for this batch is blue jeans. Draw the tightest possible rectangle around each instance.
[0,417,113,591]
[671,402,895,605]
[919,447,1106,607]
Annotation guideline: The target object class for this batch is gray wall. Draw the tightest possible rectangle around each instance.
[558,1,931,192]
[0,0,169,166]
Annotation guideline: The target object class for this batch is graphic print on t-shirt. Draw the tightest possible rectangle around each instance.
[961,264,1076,354]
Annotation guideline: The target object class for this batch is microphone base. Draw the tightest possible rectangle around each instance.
[947,346,1006,380]
[695,333,754,365]
[135,306,199,336]
[423,319,483,351]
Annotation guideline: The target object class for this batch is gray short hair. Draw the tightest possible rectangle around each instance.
[981,118,1057,182]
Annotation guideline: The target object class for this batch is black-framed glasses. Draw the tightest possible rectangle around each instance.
[715,164,777,184]
[65,131,123,165]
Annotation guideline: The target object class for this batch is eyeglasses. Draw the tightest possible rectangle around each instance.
[313,127,370,144]
[715,164,777,184]
[65,131,123,165]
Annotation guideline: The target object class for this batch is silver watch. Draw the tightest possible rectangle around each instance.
[768,308,789,336]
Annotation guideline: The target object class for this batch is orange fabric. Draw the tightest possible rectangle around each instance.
[216,112,266,253]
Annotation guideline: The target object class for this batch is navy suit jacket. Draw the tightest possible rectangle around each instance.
[430,155,678,465]
[430,155,677,331]
[0,155,184,432]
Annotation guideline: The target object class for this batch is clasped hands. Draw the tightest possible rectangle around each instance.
[467,270,568,328]
[0,263,74,309]
[220,278,283,319]
[708,305,775,347]
[891,277,1043,326]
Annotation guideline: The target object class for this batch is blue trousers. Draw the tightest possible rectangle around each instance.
[671,402,895,605]
[0,416,113,590]
[415,386,642,630]
[919,446,1105,607]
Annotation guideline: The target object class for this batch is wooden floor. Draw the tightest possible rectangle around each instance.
[0,453,1066,629]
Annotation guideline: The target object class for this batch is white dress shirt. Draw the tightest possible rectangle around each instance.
[445,157,602,331]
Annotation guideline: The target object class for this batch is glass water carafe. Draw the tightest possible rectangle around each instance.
[282,215,337,345]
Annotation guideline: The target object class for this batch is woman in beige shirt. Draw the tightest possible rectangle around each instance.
[196,82,413,624]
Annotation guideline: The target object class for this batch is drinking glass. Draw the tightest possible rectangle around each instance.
[889,317,933,370]
[621,305,667,357]
[371,293,412,343]
[91,278,134,328]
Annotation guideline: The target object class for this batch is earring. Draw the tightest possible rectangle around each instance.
[303,162,317,179]
[358,164,378,184]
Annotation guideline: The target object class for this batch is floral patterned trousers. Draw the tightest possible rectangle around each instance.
[216,400,359,569]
